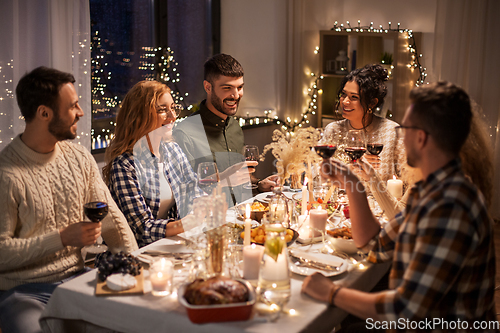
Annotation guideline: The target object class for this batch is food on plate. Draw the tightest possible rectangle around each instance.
[296,200,338,216]
[240,226,294,244]
[326,226,352,239]
[96,251,142,282]
[106,273,137,291]
[184,276,249,305]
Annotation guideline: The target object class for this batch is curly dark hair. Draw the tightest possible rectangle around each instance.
[336,64,388,128]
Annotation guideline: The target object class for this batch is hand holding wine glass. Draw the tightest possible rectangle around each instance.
[197,162,220,192]
[243,145,259,189]
[365,133,383,170]
[83,201,109,254]
[344,130,366,164]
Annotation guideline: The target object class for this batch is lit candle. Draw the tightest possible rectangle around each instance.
[149,258,173,296]
[244,204,251,246]
[387,175,403,199]
[309,206,328,237]
[243,244,264,280]
[297,215,311,238]
[301,177,309,215]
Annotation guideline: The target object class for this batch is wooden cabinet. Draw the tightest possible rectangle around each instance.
[318,30,421,127]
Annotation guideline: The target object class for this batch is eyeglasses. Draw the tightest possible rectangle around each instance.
[395,125,428,138]
[156,104,183,117]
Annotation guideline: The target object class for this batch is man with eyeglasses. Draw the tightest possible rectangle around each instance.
[302,81,496,331]
[174,54,278,205]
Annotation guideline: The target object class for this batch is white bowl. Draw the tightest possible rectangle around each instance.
[325,233,358,254]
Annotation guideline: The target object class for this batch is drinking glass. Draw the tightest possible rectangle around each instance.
[366,133,384,156]
[83,201,108,254]
[197,162,220,193]
[344,130,366,164]
[243,145,259,189]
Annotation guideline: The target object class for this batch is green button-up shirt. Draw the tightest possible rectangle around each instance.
[173,100,248,205]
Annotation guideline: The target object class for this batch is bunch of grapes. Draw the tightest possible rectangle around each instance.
[97,251,142,281]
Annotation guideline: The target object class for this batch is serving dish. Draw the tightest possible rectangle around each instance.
[325,228,358,254]
[178,279,256,324]
[236,201,269,222]
[238,227,299,247]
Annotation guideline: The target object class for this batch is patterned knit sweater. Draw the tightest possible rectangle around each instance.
[0,135,138,290]
[325,116,417,219]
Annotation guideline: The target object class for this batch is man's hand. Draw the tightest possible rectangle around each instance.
[320,159,360,189]
[220,161,258,187]
[301,272,337,303]
[257,174,279,192]
[60,222,101,247]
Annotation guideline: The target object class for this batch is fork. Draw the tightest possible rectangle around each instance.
[289,255,340,272]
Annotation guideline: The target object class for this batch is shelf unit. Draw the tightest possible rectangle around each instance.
[318,30,421,127]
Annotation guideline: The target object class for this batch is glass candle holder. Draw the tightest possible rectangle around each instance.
[149,257,174,296]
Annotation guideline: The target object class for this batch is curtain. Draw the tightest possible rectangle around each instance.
[433,0,500,218]
[0,0,91,151]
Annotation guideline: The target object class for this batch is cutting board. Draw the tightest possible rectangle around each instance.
[95,271,145,296]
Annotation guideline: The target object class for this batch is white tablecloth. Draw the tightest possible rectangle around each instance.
[40,191,391,333]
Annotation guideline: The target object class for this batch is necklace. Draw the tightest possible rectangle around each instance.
[349,114,374,131]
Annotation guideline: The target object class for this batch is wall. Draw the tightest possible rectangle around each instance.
[221,0,438,125]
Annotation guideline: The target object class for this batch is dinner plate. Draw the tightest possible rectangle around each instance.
[288,249,347,277]
[254,191,295,203]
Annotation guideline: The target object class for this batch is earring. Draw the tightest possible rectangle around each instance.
[368,108,373,114]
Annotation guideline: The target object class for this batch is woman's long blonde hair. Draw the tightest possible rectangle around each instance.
[102,80,171,185]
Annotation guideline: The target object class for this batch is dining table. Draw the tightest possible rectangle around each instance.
[40,190,391,333]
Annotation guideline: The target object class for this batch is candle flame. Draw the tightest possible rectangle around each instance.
[316,205,322,211]
[246,203,250,219]
[304,177,308,186]
[393,175,397,180]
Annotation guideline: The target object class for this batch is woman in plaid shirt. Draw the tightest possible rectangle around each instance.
[103,81,204,247]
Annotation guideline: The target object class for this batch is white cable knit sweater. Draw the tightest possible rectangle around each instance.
[0,135,138,290]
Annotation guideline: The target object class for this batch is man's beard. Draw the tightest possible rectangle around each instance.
[48,111,77,141]
[210,92,240,117]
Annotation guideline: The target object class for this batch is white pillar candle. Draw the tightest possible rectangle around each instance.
[309,206,328,237]
[243,244,264,280]
[297,215,311,238]
[244,204,251,246]
[301,177,309,215]
[387,176,403,199]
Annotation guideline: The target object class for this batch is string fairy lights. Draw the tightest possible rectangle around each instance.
[237,20,427,135]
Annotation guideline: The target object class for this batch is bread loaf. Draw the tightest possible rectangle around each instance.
[184,277,249,305]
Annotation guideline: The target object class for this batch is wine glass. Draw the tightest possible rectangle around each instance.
[243,145,259,189]
[366,133,384,156]
[83,201,109,254]
[344,130,366,164]
[197,162,220,192]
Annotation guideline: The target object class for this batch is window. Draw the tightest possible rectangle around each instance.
[89,0,219,152]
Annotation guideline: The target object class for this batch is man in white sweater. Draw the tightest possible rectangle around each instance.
[0,67,138,333]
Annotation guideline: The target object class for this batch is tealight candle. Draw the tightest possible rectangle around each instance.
[309,206,328,237]
[244,204,251,246]
[387,175,403,199]
[149,258,173,296]
[243,244,264,280]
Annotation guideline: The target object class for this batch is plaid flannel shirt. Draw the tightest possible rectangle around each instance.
[108,140,204,247]
[368,159,496,326]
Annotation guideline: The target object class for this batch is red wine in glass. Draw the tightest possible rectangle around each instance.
[198,179,219,187]
[314,145,337,159]
[345,147,366,163]
[83,201,109,253]
[84,201,108,222]
[367,143,384,156]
